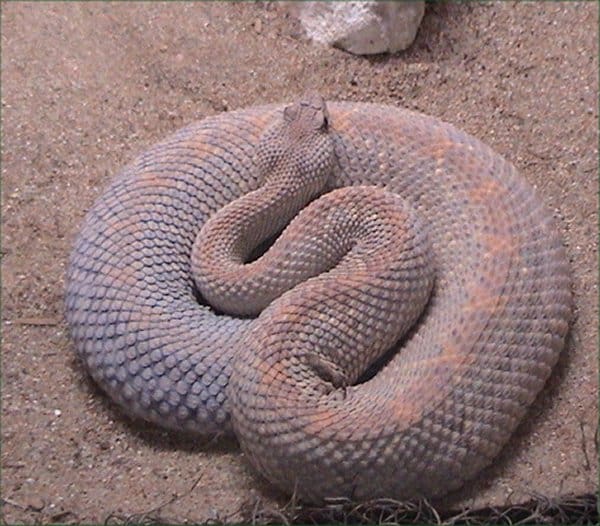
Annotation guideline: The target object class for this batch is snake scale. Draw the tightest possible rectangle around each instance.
[65,95,571,503]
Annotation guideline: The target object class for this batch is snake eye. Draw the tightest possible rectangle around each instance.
[283,104,298,124]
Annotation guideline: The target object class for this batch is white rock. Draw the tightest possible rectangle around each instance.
[296,1,425,55]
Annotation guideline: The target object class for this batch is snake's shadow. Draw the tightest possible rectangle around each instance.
[72,356,293,504]
[70,355,239,455]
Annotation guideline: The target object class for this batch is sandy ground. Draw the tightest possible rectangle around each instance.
[1,2,598,524]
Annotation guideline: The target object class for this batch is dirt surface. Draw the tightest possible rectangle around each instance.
[1,2,598,524]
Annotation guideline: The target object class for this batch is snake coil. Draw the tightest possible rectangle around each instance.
[66,96,571,503]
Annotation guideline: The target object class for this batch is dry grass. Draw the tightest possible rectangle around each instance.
[95,491,597,525]
[245,492,598,526]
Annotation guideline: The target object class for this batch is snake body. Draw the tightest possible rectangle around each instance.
[65,96,571,503]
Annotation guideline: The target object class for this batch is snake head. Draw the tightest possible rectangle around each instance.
[283,92,330,132]
[254,94,335,195]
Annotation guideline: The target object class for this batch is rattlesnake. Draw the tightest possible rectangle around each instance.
[65,94,571,503]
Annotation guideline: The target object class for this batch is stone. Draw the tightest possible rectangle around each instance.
[294,1,425,55]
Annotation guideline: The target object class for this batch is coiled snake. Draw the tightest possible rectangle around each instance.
[65,94,571,503]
